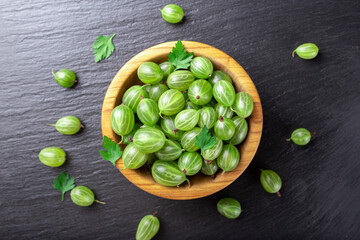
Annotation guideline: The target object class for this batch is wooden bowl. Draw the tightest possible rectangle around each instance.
[101,41,263,200]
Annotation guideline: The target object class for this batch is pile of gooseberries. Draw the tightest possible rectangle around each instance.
[111,55,255,187]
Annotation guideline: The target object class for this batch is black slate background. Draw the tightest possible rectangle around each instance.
[0,0,359,239]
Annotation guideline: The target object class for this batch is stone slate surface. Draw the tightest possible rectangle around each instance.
[0,0,359,239]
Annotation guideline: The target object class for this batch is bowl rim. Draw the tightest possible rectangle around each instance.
[101,41,263,200]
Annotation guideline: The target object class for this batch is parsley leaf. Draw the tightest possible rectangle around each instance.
[195,125,217,154]
[92,34,116,62]
[99,136,122,166]
[168,40,194,70]
[53,171,75,201]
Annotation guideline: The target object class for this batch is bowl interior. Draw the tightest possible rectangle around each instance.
[101,41,263,200]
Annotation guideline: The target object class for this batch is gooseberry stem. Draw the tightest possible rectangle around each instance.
[292,50,296,58]
[311,132,316,136]
[286,138,291,141]
[153,210,158,217]
[95,199,106,204]
[276,192,281,197]
[159,112,164,119]
[52,69,55,76]
[80,124,84,128]
[186,178,191,188]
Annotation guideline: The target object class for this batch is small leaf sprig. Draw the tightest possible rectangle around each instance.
[195,125,217,155]
[53,171,75,201]
[92,34,116,62]
[99,136,123,166]
[168,40,194,70]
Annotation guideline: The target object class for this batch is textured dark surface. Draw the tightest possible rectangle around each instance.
[0,0,359,239]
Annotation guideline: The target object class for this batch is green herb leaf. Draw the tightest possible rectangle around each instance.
[53,171,75,201]
[195,125,217,153]
[168,40,193,70]
[99,136,122,166]
[92,34,116,62]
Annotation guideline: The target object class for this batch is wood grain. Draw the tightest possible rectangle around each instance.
[101,41,263,200]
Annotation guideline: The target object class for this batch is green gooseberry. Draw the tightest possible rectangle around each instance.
[133,127,166,153]
[200,159,219,176]
[287,128,312,145]
[190,57,213,79]
[201,137,223,161]
[260,169,282,197]
[167,70,195,91]
[184,101,200,110]
[136,213,160,240]
[158,89,185,116]
[110,105,135,141]
[215,103,233,118]
[181,127,201,152]
[207,98,218,108]
[48,116,83,135]
[155,139,184,161]
[217,197,241,219]
[214,116,235,141]
[188,79,213,105]
[137,97,159,126]
[159,61,175,79]
[208,70,232,86]
[52,69,76,88]
[39,147,66,167]
[152,160,189,187]
[122,85,149,113]
[292,43,319,59]
[70,186,105,207]
[213,80,235,107]
[198,106,217,129]
[159,4,184,24]
[143,84,152,94]
[122,142,150,169]
[140,124,162,131]
[178,151,203,176]
[137,62,163,84]
[229,116,248,145]
[217,144,240,174]
[174,109,200,131]
[232,92,254,118]
[149,83,168,102]
[160,115,184,141]
[123,123,142,144]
